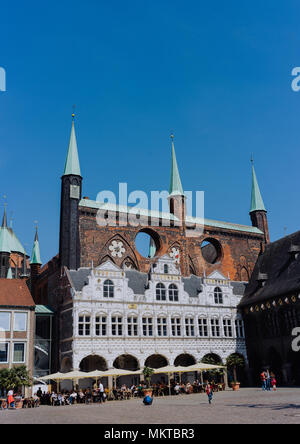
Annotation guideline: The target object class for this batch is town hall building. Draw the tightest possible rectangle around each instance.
[31,116,270,380]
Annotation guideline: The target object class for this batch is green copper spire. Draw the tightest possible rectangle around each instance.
[169,135,184,196]
[63,116,81,176]
[0,206,11,253]
[250,161,266,213]
[30,227,42,265]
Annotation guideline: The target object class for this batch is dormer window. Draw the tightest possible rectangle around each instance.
[257,273,268,288]
[164,264,169,274]
[104,280,114,298]
[214,287,223,304]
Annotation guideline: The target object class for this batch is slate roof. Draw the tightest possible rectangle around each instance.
[239,230,300,307]
[67,267,246,299]
[125,270,148,294]
[0,279,35,307]
[68,268,91,291]
[183,275,203,297]
[231,282,247,296]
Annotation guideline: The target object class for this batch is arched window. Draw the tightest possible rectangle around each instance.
[156,283,166,301]
[169,284,179,302]
[164,264,169,274]
[104,280,114,298]
[214,287,223,304]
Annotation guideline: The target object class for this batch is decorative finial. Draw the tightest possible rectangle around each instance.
[250,153,254,164]
[72,104,76,121]
[170,133,174,141]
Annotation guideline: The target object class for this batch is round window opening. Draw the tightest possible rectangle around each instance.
[135,230,160,259]
[201,238,222,264]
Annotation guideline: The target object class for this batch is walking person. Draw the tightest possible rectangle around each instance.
[271,376,277,391]
[206,383,213,405]
[260,371,266,391]
[266,370,271,391]
[98,380,105,404]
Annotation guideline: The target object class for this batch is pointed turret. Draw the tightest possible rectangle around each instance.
[250,164,266,213]
[249,159,270,244]
[30,226,42,303]
[59,114,82,270]
[0,205,11,278]
[30,227,42,265]
[63,117,81,177]
[169,136,184,197]
[168,135,186,228]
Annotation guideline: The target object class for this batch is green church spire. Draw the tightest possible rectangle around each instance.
[30,227,42,265]
[250,160,266,213]
[169,135,184,196]
[63,115,81,176]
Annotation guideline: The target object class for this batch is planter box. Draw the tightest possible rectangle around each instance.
[231,382,240,391]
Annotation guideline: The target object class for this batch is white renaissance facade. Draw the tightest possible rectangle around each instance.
[61,255,247,378]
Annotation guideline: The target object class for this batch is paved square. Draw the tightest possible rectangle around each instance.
[0,388,299,424]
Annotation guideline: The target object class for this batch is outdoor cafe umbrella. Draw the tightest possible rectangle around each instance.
[100,368,142,388]
[86,370,106,386]
[184,363,225,371]
[58,370,90,387]
[39,372,66,391]
[183,363,226,385]
[153,365,191,394]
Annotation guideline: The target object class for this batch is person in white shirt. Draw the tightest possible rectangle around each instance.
[98,381,104,404]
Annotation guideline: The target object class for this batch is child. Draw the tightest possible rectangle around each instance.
[271,377,277,391]
[7,391,15,409]
[206,384,213,405]
[143,391,153,406]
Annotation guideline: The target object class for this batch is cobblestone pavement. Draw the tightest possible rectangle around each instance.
[0,388,300,424]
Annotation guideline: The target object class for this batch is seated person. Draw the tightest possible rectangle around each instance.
[143,391,153,406]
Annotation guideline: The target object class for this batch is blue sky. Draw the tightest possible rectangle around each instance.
[0,0,300,263]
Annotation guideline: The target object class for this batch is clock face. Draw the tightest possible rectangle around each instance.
[70,185,80,199]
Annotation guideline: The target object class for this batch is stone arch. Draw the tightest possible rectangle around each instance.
[201,353,223,365]
[174,353,196,367]
[100,234,139,266]
[113,354,140,371]
[79,355,108,372]
[99,255,116,266]
[145,354,168,369]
